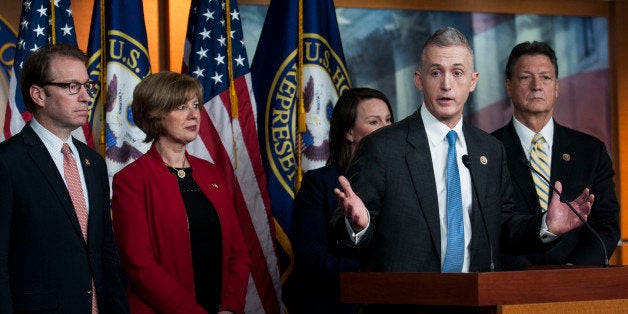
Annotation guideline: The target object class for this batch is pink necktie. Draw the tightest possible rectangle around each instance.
[61,143,98,313]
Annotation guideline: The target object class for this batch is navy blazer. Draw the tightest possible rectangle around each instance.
[492,120,620,268]
[290,164,359,314]
[0,123,128,313]
[329,111,545,273]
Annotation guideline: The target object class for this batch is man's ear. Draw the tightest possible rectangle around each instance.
[29,85,46,108]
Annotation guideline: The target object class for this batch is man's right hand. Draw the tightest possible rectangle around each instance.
[546,181,594,235]
[334,176,369,232]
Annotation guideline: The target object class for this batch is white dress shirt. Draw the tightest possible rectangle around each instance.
[421,105,473,272]
[31,118,90,212]
[512,117,554,165]
[512,117,557,242]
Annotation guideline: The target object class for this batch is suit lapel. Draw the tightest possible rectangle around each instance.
[74,139,99,245]
[501,121,539,214]
[550,122,573,190]
[404,113,442,257]
[462,124,491,269]
[23,125,87,245]
[462,125,488,216]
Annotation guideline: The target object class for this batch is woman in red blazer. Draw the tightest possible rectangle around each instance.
[111,71,250,314]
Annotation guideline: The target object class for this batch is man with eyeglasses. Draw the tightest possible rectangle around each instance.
[492,41,620,269]
[0,44,129,313]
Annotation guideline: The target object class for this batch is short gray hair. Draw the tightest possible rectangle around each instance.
[419,27,474,72]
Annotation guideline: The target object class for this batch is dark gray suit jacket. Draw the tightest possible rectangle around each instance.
[330,111,545,272]
[0,123,128,313]
[492,120,619,268]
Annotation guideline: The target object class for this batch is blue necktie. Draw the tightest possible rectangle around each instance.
[442,130,464,272]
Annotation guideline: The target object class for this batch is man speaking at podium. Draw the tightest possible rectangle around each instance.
[330,27,594,275]
[492,41,619,269]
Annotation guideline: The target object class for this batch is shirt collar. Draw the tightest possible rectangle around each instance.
[30,117,79,156]
[513,117,554,148]
[421,104,465,147]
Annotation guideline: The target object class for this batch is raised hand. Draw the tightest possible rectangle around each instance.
[546,181,594,235]
[334,176,369,232]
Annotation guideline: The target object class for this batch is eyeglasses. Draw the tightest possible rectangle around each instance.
[42,81,98,96]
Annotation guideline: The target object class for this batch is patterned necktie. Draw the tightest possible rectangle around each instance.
[61,144,98,313]
[442,130,464,273]
[530,133,550,212]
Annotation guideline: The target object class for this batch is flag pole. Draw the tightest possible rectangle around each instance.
[295,0,304,191]
[98,0,107,157]
[50,0,56,43]
[225,0,239,169]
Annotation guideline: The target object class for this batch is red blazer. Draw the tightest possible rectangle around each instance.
[112,145,250,313]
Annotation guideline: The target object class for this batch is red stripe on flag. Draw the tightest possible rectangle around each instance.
[232,76,272,211]
[3,100,12,140]
[81,124,94,148]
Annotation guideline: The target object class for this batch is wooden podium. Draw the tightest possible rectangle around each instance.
[340,267,628,313]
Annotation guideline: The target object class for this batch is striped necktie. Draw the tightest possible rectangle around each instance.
[61,144,98,313]
[530,133,550,212]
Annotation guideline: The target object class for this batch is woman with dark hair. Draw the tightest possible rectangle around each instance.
[290,88,393,313]
[111,71,250,314]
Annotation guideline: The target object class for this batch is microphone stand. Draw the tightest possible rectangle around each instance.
[462,155,495,272]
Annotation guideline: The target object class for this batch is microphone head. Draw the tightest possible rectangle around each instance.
[461,154,471,168]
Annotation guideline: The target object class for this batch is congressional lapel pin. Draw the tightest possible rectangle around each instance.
[84,158,90,166]
[212,183,219,188]
[562,153,571,161]
[480,155,488,165]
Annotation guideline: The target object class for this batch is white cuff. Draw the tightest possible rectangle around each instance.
[344,209,370,244]
[540,212,559,243]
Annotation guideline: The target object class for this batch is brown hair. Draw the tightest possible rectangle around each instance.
[20,43,87,113]
[131,71,203,142]
[505,41,558,79]
[328,87,394,171]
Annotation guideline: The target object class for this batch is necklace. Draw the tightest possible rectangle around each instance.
[163,158,187,179]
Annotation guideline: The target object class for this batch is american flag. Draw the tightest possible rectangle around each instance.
[3,0,93,146]
[182,0,282,313]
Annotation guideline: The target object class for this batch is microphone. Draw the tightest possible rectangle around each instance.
[461,155,495,272]
[519,156,609,267]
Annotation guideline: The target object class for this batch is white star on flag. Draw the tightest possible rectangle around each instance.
[60,24,72,35]
[36,5,47,17]
[214,53,225,65]
[199,28,211,39]
[196,46,208,59]
[211,72,222,84]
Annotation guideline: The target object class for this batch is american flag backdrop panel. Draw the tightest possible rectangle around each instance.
[3,0,92,146]
[182,1,281,313]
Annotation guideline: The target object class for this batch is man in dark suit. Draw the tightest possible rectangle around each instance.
[492,41,619,269]
[0,44,128,313]
[330,27,594,274]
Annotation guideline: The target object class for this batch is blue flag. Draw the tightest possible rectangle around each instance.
[0,14,17,133]
[250,0,350,296]
[3,0,92,145]
[87,0,151,180]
